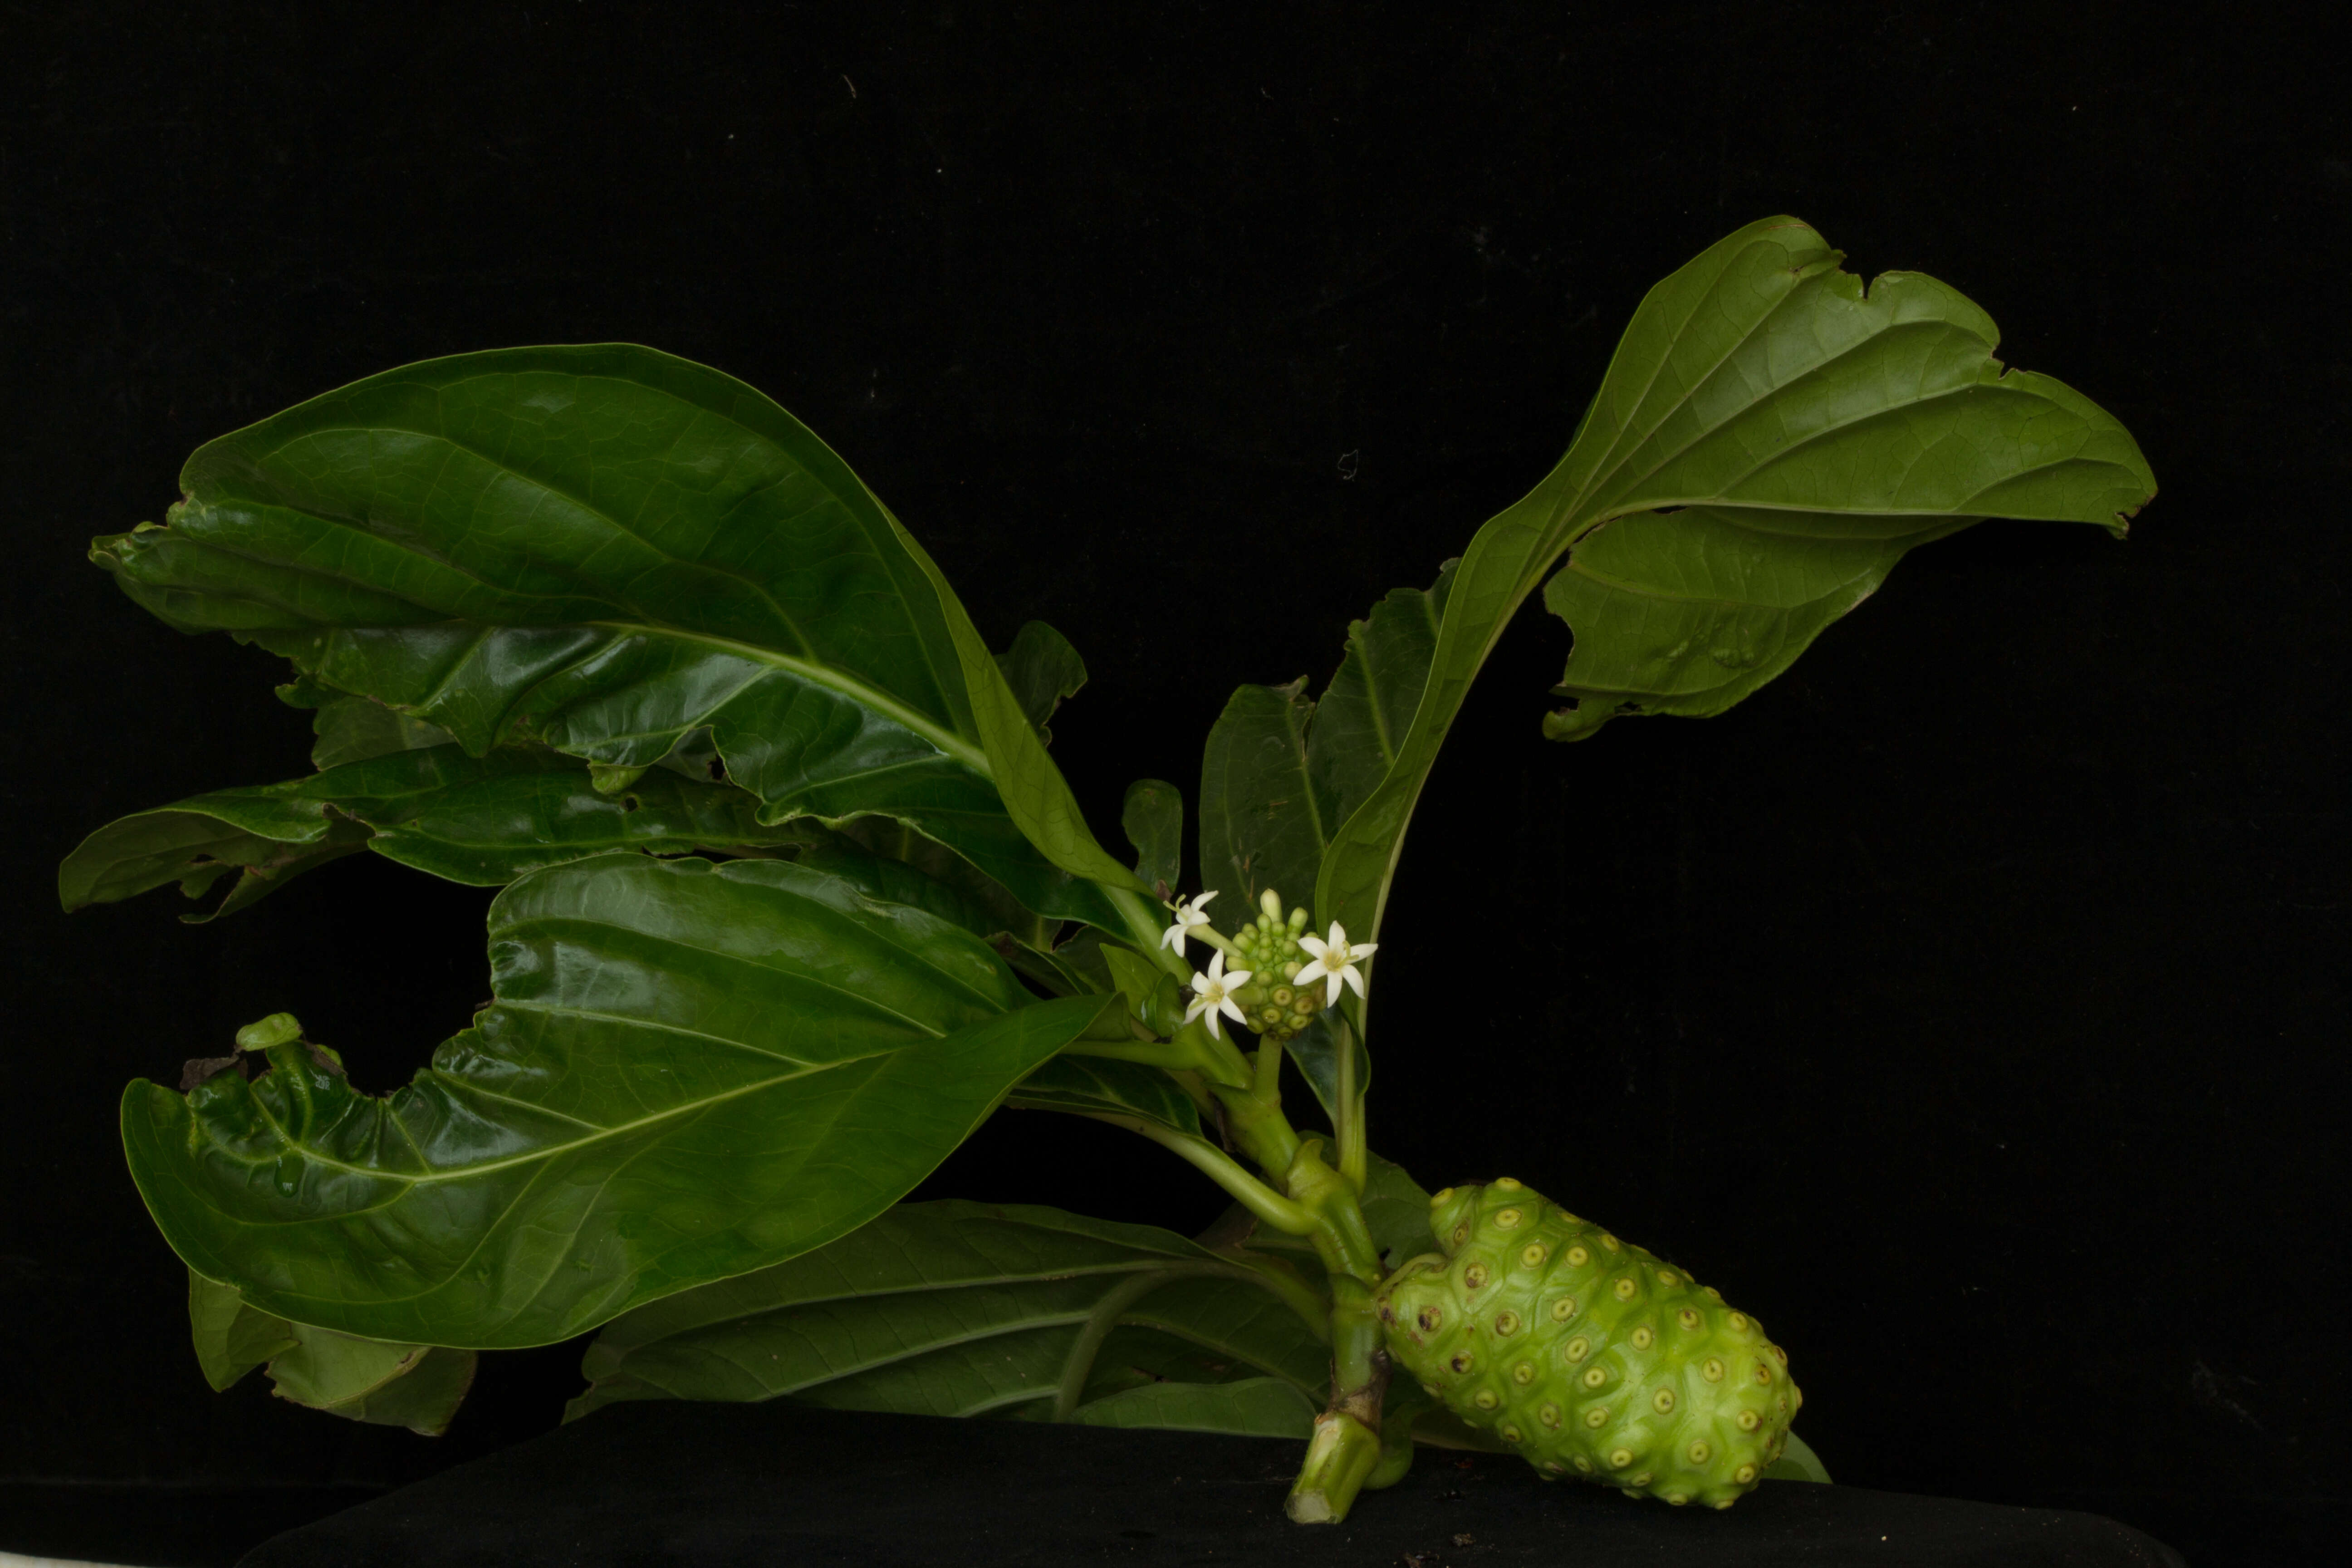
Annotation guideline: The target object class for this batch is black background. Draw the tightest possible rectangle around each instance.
[5,3,2346,1564]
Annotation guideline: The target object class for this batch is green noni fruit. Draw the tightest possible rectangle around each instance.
[1374,1178,1799,1508]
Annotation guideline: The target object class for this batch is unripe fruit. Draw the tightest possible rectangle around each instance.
[1375,1181,1799,1509]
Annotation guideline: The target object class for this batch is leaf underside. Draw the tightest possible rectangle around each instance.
[568,1200,1328,1436]
[188,1269,474,1436]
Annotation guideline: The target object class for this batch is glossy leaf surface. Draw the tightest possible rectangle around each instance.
[1314,217,2157,960]
[823,815,1055,950]
[125,854,1110,1346]
[61,745,808,917]
[90,344,1123,930]
[568,1201,1328,1435]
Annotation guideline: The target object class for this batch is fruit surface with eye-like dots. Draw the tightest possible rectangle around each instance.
[1374,1181,1800,1509]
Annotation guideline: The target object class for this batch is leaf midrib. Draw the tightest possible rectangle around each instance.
[240,1054,855,1187]
[160,519,988,776]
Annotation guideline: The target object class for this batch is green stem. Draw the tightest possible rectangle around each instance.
[1106,884,1193,982]
[1252,1036,1284,1100]
[1323,1276,1386,1401]
[1284,1140,1382,1286]
[1214,1077,1301,1180]
[1279,1139,1395,1525]
[1190,926,1245,960]
[1063,1033,1249,1089]
[1093,1024,1398,1524]
[1285,1412,1383,1524]
[1051,1266,1192,1421]
[1085,1114,1318,1235]
[1333,1013,1366,1192]
[1363,1393,1427,1491]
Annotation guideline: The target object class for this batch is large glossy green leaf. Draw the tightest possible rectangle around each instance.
[59,745,809,918]
[90,344,1126,932]
[124,854,1112,1347]
[1314,216,2157,964]
[567,1201,1328,1433]
[822,814,1056,950]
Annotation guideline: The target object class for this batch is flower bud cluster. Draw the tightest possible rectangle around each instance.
[1230,889,1322,1043]
[1166,887,1378,1045]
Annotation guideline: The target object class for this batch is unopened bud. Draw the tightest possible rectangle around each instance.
[1259,888,1284,922]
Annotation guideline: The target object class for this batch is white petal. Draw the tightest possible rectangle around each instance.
[1217,995,1248,1025]
[1325,921,1349,950]
[1294,956,1332,985]
[1184,995,1210,1024]
[1204,951,1228,982]
[1296,934,1330,961]
[1222,967,1252,990]
[1349,940,1377,959]
[1201,1008,1224,1039]
[1160,925,1185,953]
[1323,972,1344,1007]
[1342,965,1366,999]
[1190,969,1215,997]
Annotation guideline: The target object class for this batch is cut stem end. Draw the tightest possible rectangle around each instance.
[1284,1411,1382,1525]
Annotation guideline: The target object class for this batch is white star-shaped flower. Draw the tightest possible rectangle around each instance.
[1158,890,1219,956]
[1294,922,1377,1006]
[1184,950,1253,1039]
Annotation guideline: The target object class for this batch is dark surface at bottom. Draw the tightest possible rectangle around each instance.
[237,1403,2184,1568]
[0,1482,382,1568]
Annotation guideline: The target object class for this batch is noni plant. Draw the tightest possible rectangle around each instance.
[62,217,2153,1524]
